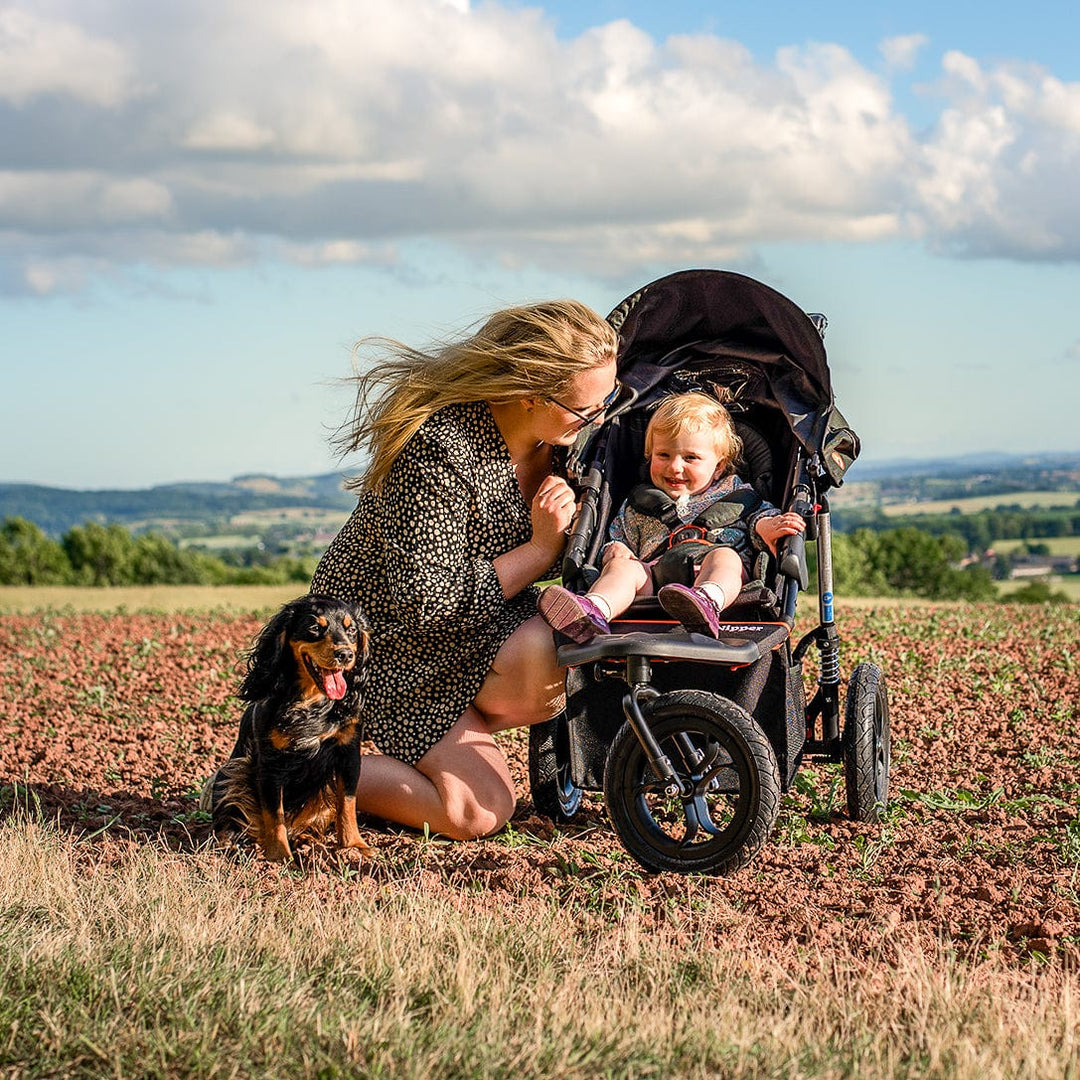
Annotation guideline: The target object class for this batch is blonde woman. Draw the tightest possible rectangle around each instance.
[310,301,619,840]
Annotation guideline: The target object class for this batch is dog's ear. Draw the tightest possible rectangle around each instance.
[238,599,303,702]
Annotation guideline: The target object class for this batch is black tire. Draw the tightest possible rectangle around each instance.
[844,663,891,822]
[603,690,781,875]
[529,712,583,821]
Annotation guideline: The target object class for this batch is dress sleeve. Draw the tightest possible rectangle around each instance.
[372,431,509,634]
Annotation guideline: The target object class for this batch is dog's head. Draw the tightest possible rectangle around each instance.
[239,594,371,706]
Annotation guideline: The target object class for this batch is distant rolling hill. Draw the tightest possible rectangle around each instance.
[0,473,356,536]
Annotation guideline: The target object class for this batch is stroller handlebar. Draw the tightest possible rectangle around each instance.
[778,481,813,590]
[562,465,603,584]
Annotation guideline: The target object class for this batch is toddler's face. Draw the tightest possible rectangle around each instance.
[648,430,724,499]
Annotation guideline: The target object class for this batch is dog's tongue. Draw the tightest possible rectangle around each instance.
[323,669,347,700]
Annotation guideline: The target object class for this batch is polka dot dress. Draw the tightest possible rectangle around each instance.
[311,401,542,765]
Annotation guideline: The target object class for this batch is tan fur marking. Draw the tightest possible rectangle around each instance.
[268,728,292,751]
[336,779,373,855]
[257,803,292,862]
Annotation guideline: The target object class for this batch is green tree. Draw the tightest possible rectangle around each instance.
[1001,580,1069,604]
[0,517,71,585]
[130,534,217,585]
[62,522,137,586]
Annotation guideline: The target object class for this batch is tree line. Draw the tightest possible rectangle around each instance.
[0,518,313,587]
[2,514,1007,602]
[834,504,1080,549]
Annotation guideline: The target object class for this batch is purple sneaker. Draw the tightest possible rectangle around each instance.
[538,585,610,643]
[657,584,724,638]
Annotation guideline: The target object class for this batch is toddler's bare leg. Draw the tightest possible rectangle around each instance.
[588,550,650,619]
[693,546,746,612]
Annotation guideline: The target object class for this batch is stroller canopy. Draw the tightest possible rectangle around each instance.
[607,269,857,486]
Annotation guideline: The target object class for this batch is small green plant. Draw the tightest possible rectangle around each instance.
[905,787,1004,812]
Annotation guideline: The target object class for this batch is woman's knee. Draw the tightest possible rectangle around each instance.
[477,616,564,727]
[439,782,515,840]
[417,710,517,839]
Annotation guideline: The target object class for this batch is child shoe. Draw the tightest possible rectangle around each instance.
[657,584,724,638]
[538,585,611,643]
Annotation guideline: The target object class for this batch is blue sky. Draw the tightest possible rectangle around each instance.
[2,0,1079,489]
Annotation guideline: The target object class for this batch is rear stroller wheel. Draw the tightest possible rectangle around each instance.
[603,690,781,875]
[528,711,583,821]
[843,663,890,822]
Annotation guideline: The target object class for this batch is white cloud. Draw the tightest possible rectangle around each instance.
[0,6,138,106]
[880,33,928,72]
[2,0,1079,292]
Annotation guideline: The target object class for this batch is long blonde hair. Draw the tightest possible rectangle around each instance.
[337,300,618,492]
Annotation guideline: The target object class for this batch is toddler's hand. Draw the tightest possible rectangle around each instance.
[755,512,805,555]
[601,541,636,565]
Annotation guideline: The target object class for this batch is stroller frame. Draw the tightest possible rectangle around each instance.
[529,270,890,875]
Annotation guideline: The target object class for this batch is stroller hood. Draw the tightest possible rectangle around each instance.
[607,269,859,486]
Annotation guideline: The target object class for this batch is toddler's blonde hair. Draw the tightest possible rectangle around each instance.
[644,392,742,474]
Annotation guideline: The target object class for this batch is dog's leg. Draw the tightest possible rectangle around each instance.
[335,752,373,856]
[257,784,293,862]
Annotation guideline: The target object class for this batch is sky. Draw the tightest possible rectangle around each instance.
[2,0,1079,490]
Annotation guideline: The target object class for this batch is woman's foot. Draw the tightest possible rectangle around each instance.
[538,585,611,643]
[657,583,724,638]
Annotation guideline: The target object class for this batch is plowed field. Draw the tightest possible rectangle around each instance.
[1,603,1077,967]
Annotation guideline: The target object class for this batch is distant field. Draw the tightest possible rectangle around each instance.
[996,576,1080,601]
[0,584,301,615]
[882,490,1080,517]
[991,537,1080,557]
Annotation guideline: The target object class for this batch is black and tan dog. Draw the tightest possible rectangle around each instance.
[210,594,373,862]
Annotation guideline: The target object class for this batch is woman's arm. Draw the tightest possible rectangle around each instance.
[493,474,576,598]
[374,434,572,630]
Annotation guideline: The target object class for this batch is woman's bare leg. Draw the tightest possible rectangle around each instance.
[353,707,515,840]
[353,615,565,840]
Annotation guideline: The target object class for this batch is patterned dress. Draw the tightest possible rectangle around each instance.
[311,401,543,765]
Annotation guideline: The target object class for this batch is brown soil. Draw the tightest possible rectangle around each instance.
[1,604,1077,967]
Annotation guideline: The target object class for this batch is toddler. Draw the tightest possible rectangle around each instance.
[539,392,805,640]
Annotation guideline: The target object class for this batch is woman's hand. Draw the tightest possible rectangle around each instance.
[755,512,805,555]
[529,475,578,560]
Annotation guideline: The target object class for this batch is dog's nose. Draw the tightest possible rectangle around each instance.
[334,647,355,665]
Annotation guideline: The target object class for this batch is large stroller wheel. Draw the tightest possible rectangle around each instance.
[603,690,781,875]
[528,711,583,821]
[843,663,890,822]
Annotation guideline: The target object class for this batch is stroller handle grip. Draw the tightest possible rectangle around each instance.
[562,466,602,583]
[778,487,812,590]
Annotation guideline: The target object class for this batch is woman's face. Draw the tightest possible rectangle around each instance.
[532,358,619,446]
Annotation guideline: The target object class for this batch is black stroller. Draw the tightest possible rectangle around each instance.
[529,269,890,875]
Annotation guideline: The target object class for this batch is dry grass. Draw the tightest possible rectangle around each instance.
[0,584,301,616]
[1,811,1077,1080]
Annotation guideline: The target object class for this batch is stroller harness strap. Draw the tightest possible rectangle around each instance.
[627,483,764,564]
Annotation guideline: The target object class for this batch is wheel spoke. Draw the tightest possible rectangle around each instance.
[682,795,724,840]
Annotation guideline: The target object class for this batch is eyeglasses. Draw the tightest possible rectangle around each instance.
[545,383,623,426]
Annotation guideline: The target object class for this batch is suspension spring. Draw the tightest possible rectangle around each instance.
[817,636,841,686]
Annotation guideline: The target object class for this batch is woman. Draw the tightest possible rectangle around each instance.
[310,300,619,840]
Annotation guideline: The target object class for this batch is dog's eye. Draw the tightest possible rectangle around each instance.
[305,621,324,639]
[345,624,358,640]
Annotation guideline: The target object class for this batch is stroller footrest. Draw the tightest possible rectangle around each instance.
[556,623,789,668]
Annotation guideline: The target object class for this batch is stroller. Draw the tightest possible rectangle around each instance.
[529,269,890,875]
